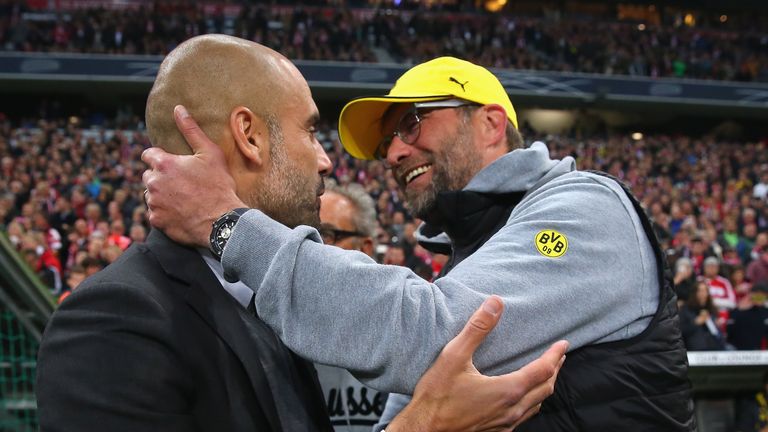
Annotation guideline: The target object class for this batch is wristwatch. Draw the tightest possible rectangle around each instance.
[209,208,249,260]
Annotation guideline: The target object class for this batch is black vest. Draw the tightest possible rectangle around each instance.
[421,175,695,431]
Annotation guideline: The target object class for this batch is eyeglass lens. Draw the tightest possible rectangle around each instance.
[376,108,421,160]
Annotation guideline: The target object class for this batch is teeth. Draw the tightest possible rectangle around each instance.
[405,165,432,184]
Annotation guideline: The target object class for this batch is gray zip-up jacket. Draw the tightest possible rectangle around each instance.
[222,142,659,394]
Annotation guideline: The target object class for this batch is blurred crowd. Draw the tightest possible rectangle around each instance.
[1,1,768,82]
[390,16,768,82]
[545,133,768,352]
[0,118,149,302]
[1,115,767,350]
[0,2,377,62]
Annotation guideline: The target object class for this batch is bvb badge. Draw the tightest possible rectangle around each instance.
[535,230,568,258]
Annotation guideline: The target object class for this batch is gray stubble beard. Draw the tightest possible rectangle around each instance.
[404,124,482,220]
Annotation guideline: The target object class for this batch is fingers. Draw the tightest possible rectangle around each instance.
[439,295,504,366]
[140,165,164,229]
[174,105,217,154]
[141,147,169,171]
[505,367,558,429]
[511,340,568,391]
[510,403,543,430]
[491,340,567,428]
[140,165,161,208]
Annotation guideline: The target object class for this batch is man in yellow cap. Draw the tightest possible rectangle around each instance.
[142,55,694,430]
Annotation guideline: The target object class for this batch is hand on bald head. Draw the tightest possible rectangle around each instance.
[145,34,293,155]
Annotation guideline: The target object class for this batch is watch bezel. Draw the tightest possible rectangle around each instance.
[209,208,249,260]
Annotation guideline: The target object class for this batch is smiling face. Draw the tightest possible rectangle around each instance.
[381,103,483,219]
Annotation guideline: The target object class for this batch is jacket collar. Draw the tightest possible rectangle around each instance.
[416,142,573,253]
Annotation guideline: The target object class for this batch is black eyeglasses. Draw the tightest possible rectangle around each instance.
[374,99,477,160]
[319,223,366,244]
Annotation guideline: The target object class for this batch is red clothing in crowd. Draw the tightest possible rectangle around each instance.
[707,275,736,310]
[108,234,132,251]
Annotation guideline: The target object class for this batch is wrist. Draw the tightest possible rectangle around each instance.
[209,208,249,260]
[202,195,247,246]
[388,401,434,432]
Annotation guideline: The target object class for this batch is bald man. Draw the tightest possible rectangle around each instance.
[36,35,567,432]
[36,34,333,432]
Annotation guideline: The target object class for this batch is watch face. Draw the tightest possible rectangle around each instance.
[210,209,249,259]
[212,219,237,257]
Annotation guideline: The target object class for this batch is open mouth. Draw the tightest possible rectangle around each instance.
[404,164,432,185]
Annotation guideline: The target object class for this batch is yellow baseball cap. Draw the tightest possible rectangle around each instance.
[338,56,518,160]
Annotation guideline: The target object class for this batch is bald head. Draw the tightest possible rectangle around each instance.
[145,34,298,154]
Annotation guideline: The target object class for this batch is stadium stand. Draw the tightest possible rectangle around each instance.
[1,1,767,81]
[1,0,768,431]
[3,118,766,292]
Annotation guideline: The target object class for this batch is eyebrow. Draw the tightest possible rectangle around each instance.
[306,112,320,128]
[379,104,406,134]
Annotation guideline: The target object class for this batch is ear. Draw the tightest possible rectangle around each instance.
[360,237,376,258]
[474,104,508,153]
[229,106,269,166]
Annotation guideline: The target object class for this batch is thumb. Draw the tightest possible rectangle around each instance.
[440,295,504,367]
[174,105,218,155]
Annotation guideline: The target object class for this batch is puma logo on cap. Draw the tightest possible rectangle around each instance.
[449,77,468,91]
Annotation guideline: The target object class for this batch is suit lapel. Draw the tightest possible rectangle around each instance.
[145,230,282,432]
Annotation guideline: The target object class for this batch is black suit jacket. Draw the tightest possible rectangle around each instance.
[36,230,331,432]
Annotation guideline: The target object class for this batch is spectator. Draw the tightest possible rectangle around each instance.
[731,265,754,309]
[680,235,712,275]
[754,171,768,201]
[679,279,728,351]
[20,236,63,294]
[106,219,131,251]
[32,210,62,257]
[316,181,386,431]
[6,219,25,249]
[727,282,768,350]
[704,256,737,310]
[382,243,406,266]
[739,223,759,265]
[128,223,147,244]
[754,233,768,262]
[673,257,696,304]
[80,256,104,276]
[748,245,768,285]
[57,264,86,304]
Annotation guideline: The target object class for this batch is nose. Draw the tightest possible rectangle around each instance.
[315,140,332,176]
[385,135,412,168]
